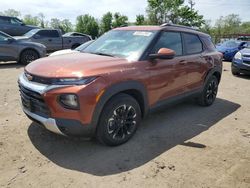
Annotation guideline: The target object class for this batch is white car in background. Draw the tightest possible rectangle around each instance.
[49,40,94,57]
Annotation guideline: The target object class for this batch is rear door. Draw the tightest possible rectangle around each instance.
[147,31,189,102]
[33,30,62,51]
[182,32,206,91]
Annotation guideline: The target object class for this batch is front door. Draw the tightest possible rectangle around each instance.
[146,31,189,104]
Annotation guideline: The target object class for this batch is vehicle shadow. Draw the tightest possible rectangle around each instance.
[0,62,24,69]
[27,98,240,176]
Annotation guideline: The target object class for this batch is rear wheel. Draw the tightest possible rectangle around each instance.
[19,49,39,65]
[96,93,141,146]
[198,75,218,106]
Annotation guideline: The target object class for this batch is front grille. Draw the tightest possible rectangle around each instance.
[243,60,250,65]
[19,84,50,118]
[243,54,250,58]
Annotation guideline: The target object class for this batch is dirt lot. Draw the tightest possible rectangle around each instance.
[0,61,249,188]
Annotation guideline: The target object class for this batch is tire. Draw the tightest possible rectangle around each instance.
[197,75,219,106]
[231,66,240,76]
[96,93,141,146]
[19,49,39,65]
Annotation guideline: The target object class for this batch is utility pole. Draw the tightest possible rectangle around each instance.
[188,0,195,10]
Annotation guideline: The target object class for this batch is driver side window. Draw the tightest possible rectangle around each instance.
[152,32,183,56]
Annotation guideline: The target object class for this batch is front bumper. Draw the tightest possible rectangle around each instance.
[24,108,65,135]
[18,73,95,137]
[232,59,250,74]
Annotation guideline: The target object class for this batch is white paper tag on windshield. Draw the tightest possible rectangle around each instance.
[133,31,152,37]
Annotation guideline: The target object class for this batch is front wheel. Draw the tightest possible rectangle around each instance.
[19,50,39,65]
[96,93,141,146]
[197,75,219,106]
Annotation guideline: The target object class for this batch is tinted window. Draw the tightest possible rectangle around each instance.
[10,18,22,25]
[183,33,203,54]
[152,32,183,56]
[0,17,10,24]
[37,30,59,38]
[202,36,216,51]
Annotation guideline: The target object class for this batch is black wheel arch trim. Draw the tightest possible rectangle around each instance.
[90,81,149,134]
[204,66,222,86]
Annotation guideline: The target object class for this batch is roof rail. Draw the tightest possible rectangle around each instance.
[160,23,199,31]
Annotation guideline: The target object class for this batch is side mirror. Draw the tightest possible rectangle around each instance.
[149,48,176,60]
[21,23,25,26]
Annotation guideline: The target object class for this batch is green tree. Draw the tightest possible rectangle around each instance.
[75,14,99,38]
[112,13,128,28]
[50,18,61,29]
[23,14,40,26]
[135,14,145,25]
[0,9,21,17]
[146,0,204,27]
[100,12,113,34]
[60,19,73,33]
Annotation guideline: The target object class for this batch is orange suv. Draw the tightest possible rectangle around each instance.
[18,24,222,146]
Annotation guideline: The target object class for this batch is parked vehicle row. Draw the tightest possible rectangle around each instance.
[18,24,223,146]
[216,40,248,61]
[15,29,91,52]
[0,31,46,64]
[0,16,93,64]
[232,43,250,75]
[0,15,39,36]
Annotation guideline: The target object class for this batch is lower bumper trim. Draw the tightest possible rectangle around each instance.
[23,108,65,136]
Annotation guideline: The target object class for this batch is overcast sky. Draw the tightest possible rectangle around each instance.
[1,0,249,24]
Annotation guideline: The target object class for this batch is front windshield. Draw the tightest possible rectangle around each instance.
[220,40,240,48]
[83,30,157,61]
[24,29,39,37]
[75,40,94,51]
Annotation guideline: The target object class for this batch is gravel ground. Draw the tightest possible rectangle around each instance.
[0,61,249,188]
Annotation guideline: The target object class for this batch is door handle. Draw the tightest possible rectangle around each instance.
[48,39,52,42]
[179,60,187,65]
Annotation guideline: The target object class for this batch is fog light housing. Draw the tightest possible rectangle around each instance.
[59,94,79,110]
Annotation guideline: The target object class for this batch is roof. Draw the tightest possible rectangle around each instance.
[114,25,210,37]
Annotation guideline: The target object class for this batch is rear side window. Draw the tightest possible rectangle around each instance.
[152,32,183,56]
[37,30,59,38]
[183,33,203,54]
[202,36,216,51]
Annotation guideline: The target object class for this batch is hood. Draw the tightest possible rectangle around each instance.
[13,36,29,40]
[49,49,78,57]
[239,48,250,55]
[25,52,131,78]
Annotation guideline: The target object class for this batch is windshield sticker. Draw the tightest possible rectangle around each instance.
[133,31,152,37]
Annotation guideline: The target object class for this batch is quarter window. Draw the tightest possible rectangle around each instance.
[183,33,203,54]
[152,32,183,56]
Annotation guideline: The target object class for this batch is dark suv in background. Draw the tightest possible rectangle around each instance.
[0,15,39,36]
[19,24,223,146]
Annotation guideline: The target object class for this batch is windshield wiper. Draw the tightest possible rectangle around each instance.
[90,52,115,57]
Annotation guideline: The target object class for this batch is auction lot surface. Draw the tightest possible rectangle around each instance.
[0,62,249,188]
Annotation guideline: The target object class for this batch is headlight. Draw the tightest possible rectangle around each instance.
[53,77,97,85]
[234,52,242,60]
[59,94,79,109]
